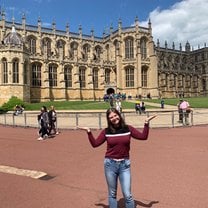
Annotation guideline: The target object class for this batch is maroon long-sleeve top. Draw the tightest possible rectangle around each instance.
[87,124,149,159]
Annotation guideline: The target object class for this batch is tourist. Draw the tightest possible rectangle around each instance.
[77,108,156,208]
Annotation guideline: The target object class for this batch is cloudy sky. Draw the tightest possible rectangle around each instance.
[1,0,208,50]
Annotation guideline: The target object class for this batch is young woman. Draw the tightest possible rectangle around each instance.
[37,106,49,140]
[48,105,59,135]
[77,108,156,208]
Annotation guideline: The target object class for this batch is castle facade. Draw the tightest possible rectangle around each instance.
[0,12,207,105]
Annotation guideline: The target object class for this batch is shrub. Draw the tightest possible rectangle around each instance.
[1,96,25,112]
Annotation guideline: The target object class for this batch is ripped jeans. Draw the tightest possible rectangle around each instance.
[104,158,135,208]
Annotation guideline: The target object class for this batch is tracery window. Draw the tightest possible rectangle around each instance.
[94,45,102,60]
[12,59,19,83]
[79,67,86,88]
[125,67,134,87]
[42,38,52,57]
[64,65,72,88]
[105,69,111,84]
[105,44,110,61]
[141,38,147,59]
[57,39,65,57]
[49,64,57,87]
[23,61,27,84]
[82,44,90,60]
[141,67,148,87]
[28,37,36,54]
[125,37,134,59]
[2,58,8,84]
[93,68,98,88]
[31,63,41,87]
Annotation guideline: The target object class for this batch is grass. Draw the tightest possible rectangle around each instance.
[24,100,137,111]
[145,97,208,108]
[9,97,208,111]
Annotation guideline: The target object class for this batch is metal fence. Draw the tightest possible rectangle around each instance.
[0,109,207,129]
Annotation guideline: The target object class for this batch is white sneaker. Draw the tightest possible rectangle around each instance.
[43,134,48,139]
[56,132,59,135]
[37,137,44,141]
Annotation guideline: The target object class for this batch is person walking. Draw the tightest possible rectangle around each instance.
[37,106,49,141]
[115,99,122,113]
[77,108,156,208]
[48,105,59,135]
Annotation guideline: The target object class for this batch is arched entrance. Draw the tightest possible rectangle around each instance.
[106,88,115,95]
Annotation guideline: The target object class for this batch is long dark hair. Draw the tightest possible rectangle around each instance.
[106,108,127,133]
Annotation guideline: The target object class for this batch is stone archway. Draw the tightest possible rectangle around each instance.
[106,88,115,95]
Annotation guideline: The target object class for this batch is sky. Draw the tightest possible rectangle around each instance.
[1,0,208,50]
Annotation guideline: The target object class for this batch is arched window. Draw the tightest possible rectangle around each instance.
[23,61,28,84]
[31,63,41,87]
[93,45,102,60]
[69,41,78,58]
[141,67,148,87]
[28,36,36,54]
[125,67,134,87]
[57,39,65,57]
[93,68,98,88]
[82,44,90,60]
[2,58,8,84]
[105,44,110,61]
[12,59,19,83]
[125,37,134,59]
[105,68,111,84]
[79,67,86,88]
[42,38,52,57]
[141,38,147,59]
[49,64,57,87]
[64,65,72,88]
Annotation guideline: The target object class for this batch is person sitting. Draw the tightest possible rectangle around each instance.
[135,101,141,114]
[141,101,146,113]
[13,105,24,116]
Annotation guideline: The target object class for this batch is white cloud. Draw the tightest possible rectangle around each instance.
[141,0,208,50]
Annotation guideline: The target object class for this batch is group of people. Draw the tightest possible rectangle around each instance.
[37,105,59,141]
[135,101,146,114]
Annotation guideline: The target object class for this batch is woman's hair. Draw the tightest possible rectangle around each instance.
[106,108,126,133]
[41,106,47,112]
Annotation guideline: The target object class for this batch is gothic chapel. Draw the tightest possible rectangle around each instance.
[0,11,207,105]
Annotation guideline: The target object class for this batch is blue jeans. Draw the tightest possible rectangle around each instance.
[104,158,135,208]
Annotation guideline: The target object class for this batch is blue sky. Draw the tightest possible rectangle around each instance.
[1,0,208,49]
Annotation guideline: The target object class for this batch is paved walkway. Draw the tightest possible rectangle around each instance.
[0,124,207,208]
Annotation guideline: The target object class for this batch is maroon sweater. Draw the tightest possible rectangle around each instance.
[87,124,149,159]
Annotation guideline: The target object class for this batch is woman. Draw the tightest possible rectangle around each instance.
[77,108,156,208]
[48,105,59,135]
[37,106,49,141]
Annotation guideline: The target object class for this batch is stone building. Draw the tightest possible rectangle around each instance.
[0,12,207,105]
[156,40,208,98]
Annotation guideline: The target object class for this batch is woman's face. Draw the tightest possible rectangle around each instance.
[108,112,120,126]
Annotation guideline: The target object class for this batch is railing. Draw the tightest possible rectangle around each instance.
[0,109,207,129]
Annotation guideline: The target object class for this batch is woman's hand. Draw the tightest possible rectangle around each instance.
[145,114,157,124]
[76,126,91,132]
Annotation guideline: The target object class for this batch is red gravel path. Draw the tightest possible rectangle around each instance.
[0,125,207,208]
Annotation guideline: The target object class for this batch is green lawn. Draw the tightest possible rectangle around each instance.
[144,97,208,108]
[24,100,137,111]
[5,96,208,112]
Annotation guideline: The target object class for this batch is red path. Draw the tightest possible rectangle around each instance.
[0,125,207,208]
